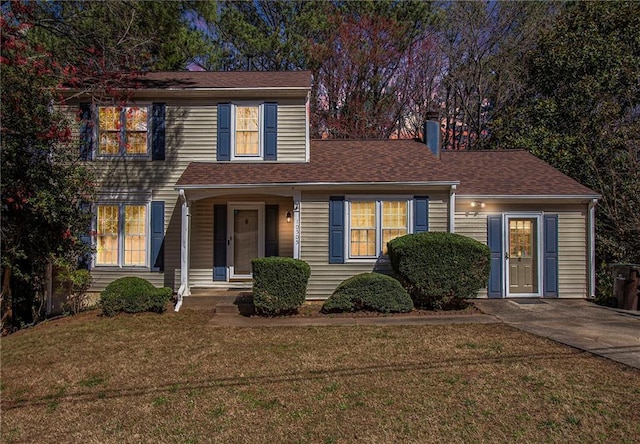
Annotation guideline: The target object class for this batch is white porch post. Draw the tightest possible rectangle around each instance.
[448,185,456,233]
[175,189,191,311]
[293,189,301,259]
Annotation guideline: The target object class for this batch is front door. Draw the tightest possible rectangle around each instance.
[228,204,264,278]
[506,217,540,296]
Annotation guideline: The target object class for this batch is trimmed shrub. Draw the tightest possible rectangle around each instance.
[321,273,414,314]
[100,277,172,316]
[388,232,490,310]
[252,257,311,316]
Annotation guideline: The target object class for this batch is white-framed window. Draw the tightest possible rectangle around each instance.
[232,103,262,159]
[97,105,149,156]
[95,203,148,267]
[347,197,411,259]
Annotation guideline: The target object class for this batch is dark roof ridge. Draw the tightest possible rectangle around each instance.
[311,138,423,142]
[441,149,527,153]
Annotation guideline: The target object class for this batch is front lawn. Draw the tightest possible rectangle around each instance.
[1,310,639,443]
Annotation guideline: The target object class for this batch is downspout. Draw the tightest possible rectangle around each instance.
[449,184,456,233]
[293,189,301,259]
[587,198,598,299]
[175,189,191,312]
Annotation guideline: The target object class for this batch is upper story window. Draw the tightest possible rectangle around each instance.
[217,102,277,161]
[79,103,165,161]
[235,106,260,157]
[98,106,149,156]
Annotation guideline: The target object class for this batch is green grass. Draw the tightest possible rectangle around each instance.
[1,309,639,443]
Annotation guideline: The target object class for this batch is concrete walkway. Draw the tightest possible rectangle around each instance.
[473,298,640,369]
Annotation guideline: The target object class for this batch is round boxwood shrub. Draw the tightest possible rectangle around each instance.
[387,232,490,310]
[100,277,172,316]
[252,257,311,316]
[321,273,414,314]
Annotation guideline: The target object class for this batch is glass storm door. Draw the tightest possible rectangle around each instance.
[507,218,539,295]
[228,205,264,278]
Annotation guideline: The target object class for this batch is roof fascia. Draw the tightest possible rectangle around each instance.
[175,181,459,191]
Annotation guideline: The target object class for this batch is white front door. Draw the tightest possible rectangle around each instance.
[228,203,264,278]
[505,214,543,297]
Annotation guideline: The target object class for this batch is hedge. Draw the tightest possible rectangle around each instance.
[252,257,310,316]
[100,277,172,316]
[321,273,414,314]
[387,232,490,309]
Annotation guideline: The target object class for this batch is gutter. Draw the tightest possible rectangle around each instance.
[457,194,602,200]
[588,198,598,298]
[449,184,456,233]
[175,181,460,191]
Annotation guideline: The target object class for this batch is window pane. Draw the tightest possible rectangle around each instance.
[99,132,120,155]
[235,106,259,156]
[350,201,376,257]
[99,107,121,131]
[124,205,146,266]
[96,205,119,265]
[126,132,148,155]
[382,201,407,253]
[124,107,147,131]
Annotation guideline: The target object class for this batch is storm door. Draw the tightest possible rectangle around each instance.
[506,216,541,296]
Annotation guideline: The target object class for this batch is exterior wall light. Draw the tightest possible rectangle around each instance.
[286,211,292,223]
[470,201,485,209]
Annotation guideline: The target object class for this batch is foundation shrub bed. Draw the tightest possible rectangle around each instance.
[321,273,414,314]
[252,257,311,316]
[388,232,490,310]
[100,277,172,316]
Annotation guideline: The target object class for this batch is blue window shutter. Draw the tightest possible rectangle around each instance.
[543,214,559,297]
[217,103,231,161]
[265,205,279,257]
[150,201,165,271]
[213,205,227,281]
[79,202,93,270]
[329,196,345,264]
[413,196,429,233]
[264,102,278,160]
[152,103,166,160]
[79,103,93,160]
[487,216,503,298]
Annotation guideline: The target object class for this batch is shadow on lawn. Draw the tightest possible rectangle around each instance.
[4,348,584,410]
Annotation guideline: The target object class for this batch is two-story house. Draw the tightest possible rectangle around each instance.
[68,71,599,310]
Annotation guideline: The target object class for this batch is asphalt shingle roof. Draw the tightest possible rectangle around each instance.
[130,71,312,89]
[176,140,597,197]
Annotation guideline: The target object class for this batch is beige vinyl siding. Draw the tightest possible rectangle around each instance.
[300,192,449,299]
[428,193,449,232]
[66,96,306,292]
[454,204,588,299]
[558,210,587,298]
[276,103,307,161]
[455,210,489,298]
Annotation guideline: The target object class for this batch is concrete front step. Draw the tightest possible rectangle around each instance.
[179,291,254,315]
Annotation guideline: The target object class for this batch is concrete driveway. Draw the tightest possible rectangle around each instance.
[473,298,640,369]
